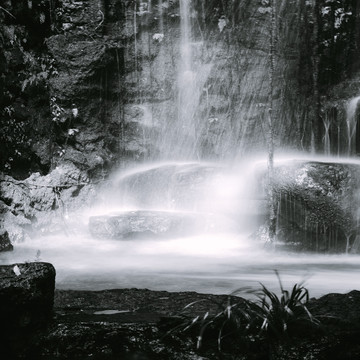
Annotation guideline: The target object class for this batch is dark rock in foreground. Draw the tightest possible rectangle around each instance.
[0,262,56,357]
[0,230,13,252]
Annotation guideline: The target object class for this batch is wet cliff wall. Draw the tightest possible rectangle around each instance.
[1,0,360,178]
[0,1,317,176]
[1,0,360,242]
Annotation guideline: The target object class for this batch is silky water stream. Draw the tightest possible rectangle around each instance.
[2,0,360,298]
[2,157,360,298]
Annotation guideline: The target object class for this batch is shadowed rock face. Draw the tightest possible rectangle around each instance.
[0,262,56,357]
[269,161,360,252]
[0,230,13,252]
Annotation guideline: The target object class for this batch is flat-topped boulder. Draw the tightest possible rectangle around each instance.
[89,210,236,239]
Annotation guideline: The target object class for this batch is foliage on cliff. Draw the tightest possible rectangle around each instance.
[0,1,52,178]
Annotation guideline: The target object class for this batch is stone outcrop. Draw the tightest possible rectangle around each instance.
[0,163,96,243]
[269,160,360,252]
[110,162,222,210]
[0,229,13,252]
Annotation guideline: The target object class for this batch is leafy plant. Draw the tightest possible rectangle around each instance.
[165,296,257,351]
[50,96,66,123]
[166,272,319,353]
[0,106,31,169]
[255,270,319,340]
[21,56,58,92]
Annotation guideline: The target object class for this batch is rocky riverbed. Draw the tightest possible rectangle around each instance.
[1,262,360,359]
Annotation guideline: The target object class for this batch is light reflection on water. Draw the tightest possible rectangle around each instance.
[1,231,360,299]
[2,155,360,298]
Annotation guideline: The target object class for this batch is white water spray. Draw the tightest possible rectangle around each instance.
[323,116,331,156]
[3,3,360,299]
[346,96,360,155]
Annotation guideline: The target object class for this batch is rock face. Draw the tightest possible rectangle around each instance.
[89,210,235,239]
[0,229,13,252]
[0,262,56,357]
[269,160,360,252]
[0,162,96,243]
[3,0,352,176]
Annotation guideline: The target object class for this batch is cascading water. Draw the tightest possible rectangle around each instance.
[323,117,331,156]
[346,96,360,155]
[154,0,212,159]
[177,0,197,154]
[3,1,360,299]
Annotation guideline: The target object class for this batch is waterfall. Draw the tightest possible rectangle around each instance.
[345,96,360,155]
[161,0,199,159]
[155,0,211,160]
[3,1,360,301]
[323,117,331,156]
[178,0,196,146]
[180,0,192,72]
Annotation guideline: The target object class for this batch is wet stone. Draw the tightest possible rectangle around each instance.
[0,262,56,357]
[0,230,13,252]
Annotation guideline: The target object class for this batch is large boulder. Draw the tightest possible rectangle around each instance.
[0,229,13,252]
[0,262,56,357]
[271,160,360,252]
[0,163,96,242]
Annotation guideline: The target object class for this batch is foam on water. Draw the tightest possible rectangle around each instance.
[2,229,360,297]
[1,155,360,298]
[1,0,359,301]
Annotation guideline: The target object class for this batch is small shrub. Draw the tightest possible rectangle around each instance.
[167,271,319,354]
[255,270,319,341]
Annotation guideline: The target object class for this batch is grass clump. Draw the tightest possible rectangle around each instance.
[166,271,319,355]
[256,270,319,340]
